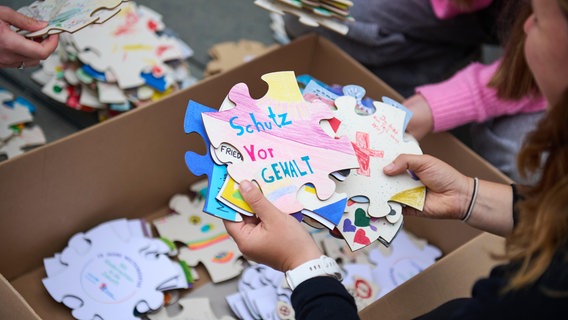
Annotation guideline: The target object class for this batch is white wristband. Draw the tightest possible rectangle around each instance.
[285,255,342,290]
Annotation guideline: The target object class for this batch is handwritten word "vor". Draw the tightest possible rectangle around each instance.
[229,107,292,136]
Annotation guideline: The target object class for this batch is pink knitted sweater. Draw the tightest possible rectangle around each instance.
[416,0,547,132]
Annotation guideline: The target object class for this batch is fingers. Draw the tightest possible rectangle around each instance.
[384,153,424,176]
[238,180,281,223]
[12,34,58,61]
[0,6,47,32]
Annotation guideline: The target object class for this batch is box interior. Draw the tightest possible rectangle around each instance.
[0,34,512,319]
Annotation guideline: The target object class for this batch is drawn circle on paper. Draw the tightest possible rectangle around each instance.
[81,252,143,304]
[276,300,295,319]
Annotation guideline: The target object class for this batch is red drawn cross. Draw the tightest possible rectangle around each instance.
[352,131,383,176]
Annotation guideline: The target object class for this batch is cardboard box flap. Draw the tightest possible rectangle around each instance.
[359,233,505,320]
[0,274,41,320]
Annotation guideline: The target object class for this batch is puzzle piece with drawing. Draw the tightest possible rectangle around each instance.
[254,0,351,35]
[0,90,46,160]
[153,194,245,283]
[332,95,426,219]
[71,2,190,89]
[183,101,244,222]
[17,0,128,38]
[200,71,359,214]
[336,200,403,251]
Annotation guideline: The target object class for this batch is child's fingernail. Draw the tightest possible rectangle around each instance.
[384,163,395,171]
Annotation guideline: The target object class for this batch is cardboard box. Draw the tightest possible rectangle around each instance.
[0,34,511,320]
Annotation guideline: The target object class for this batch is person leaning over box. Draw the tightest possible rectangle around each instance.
[223,0,568,318]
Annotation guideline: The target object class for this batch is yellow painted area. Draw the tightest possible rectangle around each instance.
[390,186,426,210]
[262,71,304,102]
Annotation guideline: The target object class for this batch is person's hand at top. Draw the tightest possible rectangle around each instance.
[223,180,323,273]
[383,153,514,236]
[402,94,435,140]
[0,6,59,69]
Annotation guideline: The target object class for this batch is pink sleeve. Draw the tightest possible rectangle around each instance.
[416,60,548,132]
[430,0,493,19]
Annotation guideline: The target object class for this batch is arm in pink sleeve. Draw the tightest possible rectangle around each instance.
[416,59,547,132]
[430,0,493,19]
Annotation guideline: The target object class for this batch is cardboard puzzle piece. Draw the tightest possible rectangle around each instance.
[336,200,403,251]
[148,296,235,320]
[332,95,425,218]
[341,265,380,311]
[201,71,359,213]
[183,101,243,222]
[0,104,33,141]
[298,184,348,228]
[227,264,295,320]
[0,91,46,159]
[204,40,279,77]
[0,126,47,159]
[254,0,350,35]
[17,0,128,38]
[153,194,245,283]
[42,218,187,320]
[72,2,189,89]
[369,229,442,299]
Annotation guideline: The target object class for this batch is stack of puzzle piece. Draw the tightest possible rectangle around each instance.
[26,1,196,121]
[183,71,426,252]
[227,228,441,319]
[255,0,354,35]
[42,218,194,320]
[0,88,46,161]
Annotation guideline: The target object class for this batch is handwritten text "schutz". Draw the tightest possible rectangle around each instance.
[229,107,292,136]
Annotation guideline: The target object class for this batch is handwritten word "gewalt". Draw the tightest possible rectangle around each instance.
[229,107,292,136]
[261,156,314,183]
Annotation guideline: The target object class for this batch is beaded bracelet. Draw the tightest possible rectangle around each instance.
[462,177,479,222]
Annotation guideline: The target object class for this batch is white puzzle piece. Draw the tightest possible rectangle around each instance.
[200,71,358,214]
[18,0,127,38]
[153,194,245,283]
[332,96,425,218]
[42,218,187,320]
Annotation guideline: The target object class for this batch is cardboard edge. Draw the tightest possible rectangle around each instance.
[0,274,41,320]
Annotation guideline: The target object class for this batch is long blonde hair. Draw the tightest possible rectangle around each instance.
[502,0,568,291]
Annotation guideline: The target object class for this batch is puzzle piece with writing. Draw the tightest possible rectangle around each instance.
[42,218,187,320]
[201,71,359,213]
[183,100,243,222]
[332,96,425,218]
[153,194,244,283]
[17,0,127,38]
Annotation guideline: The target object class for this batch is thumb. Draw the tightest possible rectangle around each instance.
[239,180,280,223]
[383,155,412,176]
[2,8,47,32]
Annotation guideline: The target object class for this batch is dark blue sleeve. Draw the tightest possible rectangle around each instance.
[291,276,360,320]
